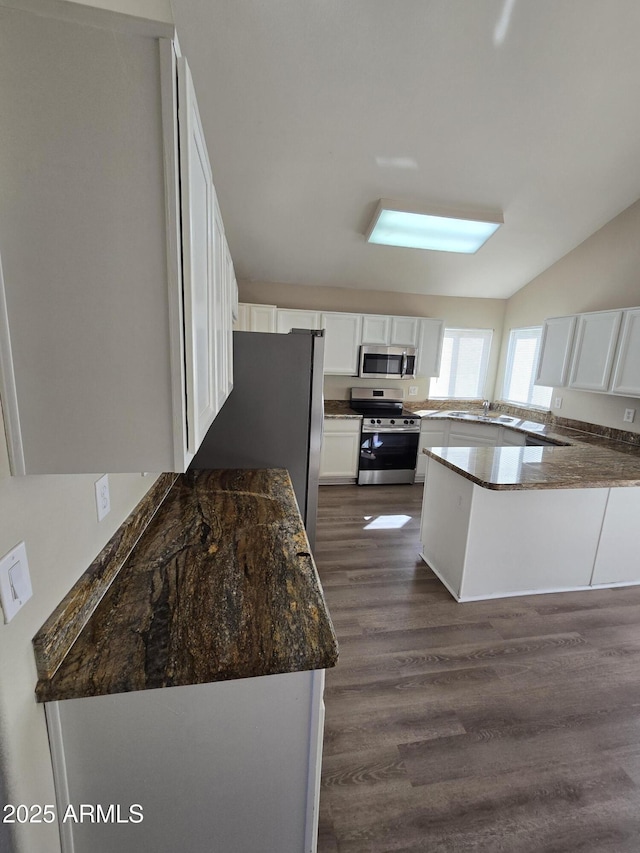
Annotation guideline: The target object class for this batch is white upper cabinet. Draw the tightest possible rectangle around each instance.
[568,310,623,393]
[361,315,391,344]
[390,316,420,347]
[235,304,277,333]
[222,231,236,398]
[276,309,322,333]
[536,315,577,387]
[611,308,640,397]
[0,13,234,474]
[178,56,220,454]
[321,312,362,375]
[416,318,445,377]
[268,308,444,375]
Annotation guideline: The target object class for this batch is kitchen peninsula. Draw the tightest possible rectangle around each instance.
[33,469,337,853]
[419,426,640,602]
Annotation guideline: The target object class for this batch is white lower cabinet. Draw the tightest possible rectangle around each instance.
[46,671,326,853]
[415,422,447,482]
[319,418,361,482]
[415,419,530,482]
[420,458,640,601]
[590,488,640,585]
[500,427,526,447]
[0,14,235,474]
[448,423,501,447]
[420,461,609,601]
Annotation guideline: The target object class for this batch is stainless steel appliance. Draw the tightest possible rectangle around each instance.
[350,388,420,485]
[190,329,325,548]
[358,345,417,379]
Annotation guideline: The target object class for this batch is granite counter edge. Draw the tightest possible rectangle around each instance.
[34,469,338,703]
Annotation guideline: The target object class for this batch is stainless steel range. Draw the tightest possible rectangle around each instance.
[350,388,420,485]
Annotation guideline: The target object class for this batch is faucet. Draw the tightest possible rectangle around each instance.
[482,399,490,416]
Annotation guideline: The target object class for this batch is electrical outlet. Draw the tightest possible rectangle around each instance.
[554,397,562,409]
[408,386,418,397]
[623,408,636,424]
[0,542,33,623]
[95,474,111,521]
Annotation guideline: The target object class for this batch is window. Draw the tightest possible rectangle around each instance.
[429,328,493,399]
[502,327,553,408]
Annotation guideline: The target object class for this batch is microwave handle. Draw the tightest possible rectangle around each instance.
[401,352,407,376]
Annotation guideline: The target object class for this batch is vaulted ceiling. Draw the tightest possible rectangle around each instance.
[171,0,640,298]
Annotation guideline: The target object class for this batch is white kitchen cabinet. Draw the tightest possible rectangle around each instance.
[500,427,526,447]
[223,240,236,397]
[390,316,420,347]
[361,313,420,346]
[448,422,501,447]
[415,421,447,482]
[46,670,326,853]
[235,303,277,333]
[420,459,610,601]
[568,310,623,393]
[277,309,322,333]
[321,312,362,375]
[0,14,234,474]
[319,418,361,483]
[536,315,577,387]
[590,488,640,585]
[416,318,445,377]
[611,308,640,397]
[361,314,391,344]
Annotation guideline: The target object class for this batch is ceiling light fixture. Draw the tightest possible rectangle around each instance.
[365,198,503,254]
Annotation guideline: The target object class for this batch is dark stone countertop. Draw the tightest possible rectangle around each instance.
[34,469,338,703]
[422,444,640,490]
[324,401,362,418]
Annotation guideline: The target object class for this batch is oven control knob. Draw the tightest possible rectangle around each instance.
[370,418,376,424]
[404,419,409,424]
[376,418,381,424]
[390,419,395,424]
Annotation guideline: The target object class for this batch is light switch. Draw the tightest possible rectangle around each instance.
[0,542,33,623]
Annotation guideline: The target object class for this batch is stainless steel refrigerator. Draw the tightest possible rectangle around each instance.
[190,329,325,549]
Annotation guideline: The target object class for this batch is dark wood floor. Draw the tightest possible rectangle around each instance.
[315,483,640,853]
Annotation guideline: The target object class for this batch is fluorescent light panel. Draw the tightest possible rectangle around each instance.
[366,199,503,254]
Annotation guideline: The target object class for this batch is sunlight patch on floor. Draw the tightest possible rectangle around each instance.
[363,514,412,530]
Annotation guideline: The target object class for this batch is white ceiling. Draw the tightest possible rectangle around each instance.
[170,0,640,299]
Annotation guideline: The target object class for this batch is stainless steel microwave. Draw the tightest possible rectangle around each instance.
[358,345,417,379]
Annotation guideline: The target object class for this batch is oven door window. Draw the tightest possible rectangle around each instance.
[361,353,403,377]
[359,432,419,471]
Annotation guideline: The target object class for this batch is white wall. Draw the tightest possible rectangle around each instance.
[0,400,158,853]
[238,280,507,400]
[497,198,640,433]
